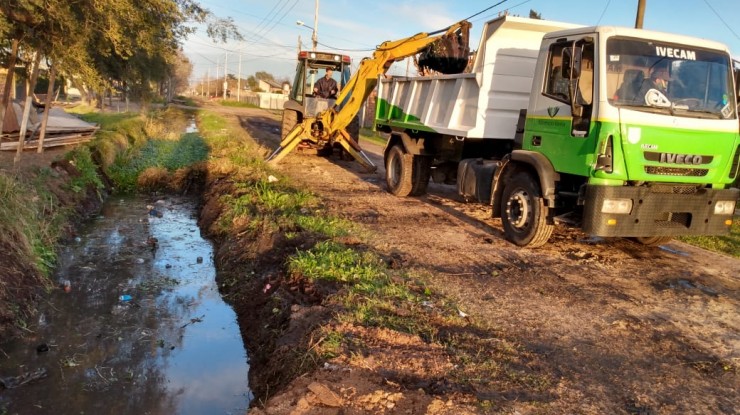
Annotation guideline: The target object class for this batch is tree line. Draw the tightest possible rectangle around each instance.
[0,0,241,108]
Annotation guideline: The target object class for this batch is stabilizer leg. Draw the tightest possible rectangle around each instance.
[266,124,306,164]
[335,129,377,173]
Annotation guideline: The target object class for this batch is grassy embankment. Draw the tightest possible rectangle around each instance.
[0,107,206,336]
[193,109,556,406]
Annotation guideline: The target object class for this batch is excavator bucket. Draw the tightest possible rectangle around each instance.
[417,22,472,74]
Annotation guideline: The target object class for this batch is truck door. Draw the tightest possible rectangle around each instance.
[525,37,597,177]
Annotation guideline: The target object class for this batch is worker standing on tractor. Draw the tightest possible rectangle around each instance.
[314,68,338,98]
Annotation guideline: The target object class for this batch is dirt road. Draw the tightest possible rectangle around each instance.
[233,107,739,414]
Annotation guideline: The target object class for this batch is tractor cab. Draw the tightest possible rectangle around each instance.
[282,51,352,139]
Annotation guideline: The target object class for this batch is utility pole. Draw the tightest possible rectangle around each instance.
[312,0,319,51]
[237,53,242,102]
[223,52,228,100]
[206,68,210,98]
[635,0,646,29]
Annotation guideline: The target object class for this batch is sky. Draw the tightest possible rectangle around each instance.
[182,0,740,85]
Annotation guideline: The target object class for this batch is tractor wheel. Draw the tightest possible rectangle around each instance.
[281,109,298,140]
[500,171,553,247]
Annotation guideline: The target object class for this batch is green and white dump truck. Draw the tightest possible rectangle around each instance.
[376,15,739,247]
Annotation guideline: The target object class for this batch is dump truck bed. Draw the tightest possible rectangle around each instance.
[375,16,581,140]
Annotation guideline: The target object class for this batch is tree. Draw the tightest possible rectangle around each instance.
[529,9,542,19]
[0,0,242,106]
[255,71,275,82]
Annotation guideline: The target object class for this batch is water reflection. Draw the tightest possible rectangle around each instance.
[0,196,251,414]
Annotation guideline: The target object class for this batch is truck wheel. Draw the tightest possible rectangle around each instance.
[632,236,672,246]
[386,145,414,196]
[410,155,431,196]
[501,171,553,247]
[281,109,298,140]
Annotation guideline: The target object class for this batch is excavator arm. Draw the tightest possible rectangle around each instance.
[267,20,471,171]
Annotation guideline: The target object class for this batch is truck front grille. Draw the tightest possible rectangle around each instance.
[648,184,700,195]
[645,166,708,177]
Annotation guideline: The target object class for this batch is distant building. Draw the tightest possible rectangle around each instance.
[258,79,287,94]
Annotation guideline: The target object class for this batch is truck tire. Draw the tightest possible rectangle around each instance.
[386,144,414,196]
[410,155,431,196]
[632,236,672,246]
[501,171,553,247]
[386,145,431,196]
[281,109,298,140]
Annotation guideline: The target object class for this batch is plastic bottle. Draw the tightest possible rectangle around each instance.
[119,294,132,302]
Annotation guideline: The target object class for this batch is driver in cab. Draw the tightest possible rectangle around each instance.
[314,68,338,99]
[638,66,670,103]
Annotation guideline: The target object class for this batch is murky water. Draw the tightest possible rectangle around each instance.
[0,196,251,414]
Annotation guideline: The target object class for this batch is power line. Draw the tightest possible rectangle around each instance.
[242,0,289,44]
[702,0,740,42]
[312,1,521,54]
[596,0,612,25]
[470,0,533,23]
[464,0,510,21]
[243,0,299,46]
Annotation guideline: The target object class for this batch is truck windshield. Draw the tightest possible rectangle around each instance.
[607,37,736,119]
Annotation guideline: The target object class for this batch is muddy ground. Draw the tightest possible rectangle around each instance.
[206,104,739,415]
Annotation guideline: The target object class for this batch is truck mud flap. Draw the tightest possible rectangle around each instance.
[457,158,500,204]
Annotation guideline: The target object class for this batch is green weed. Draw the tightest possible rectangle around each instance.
[64,146,105,195]
[288,241,435,335]
[219,100,260,109]
[293,215,353,238]
[359,128,387,146]
[678,218,739,258]
[107,133,209,192]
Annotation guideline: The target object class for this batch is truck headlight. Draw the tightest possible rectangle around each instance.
[714,200,736,215]
[601,198,633,214]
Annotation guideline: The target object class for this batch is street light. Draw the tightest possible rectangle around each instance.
[296,20,318,51]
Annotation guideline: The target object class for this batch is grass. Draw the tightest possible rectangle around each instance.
[678,217,740,257]
[359,127,387,147]
[196,110,359,241]
[0,173,59,276]
[107,133,209,192]
[219,99,260,109]
[174,95,197,106]
[288,241,438,335]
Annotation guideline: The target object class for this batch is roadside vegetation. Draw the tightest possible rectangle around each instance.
[678,218,740,257]
[0,106,206,338]
[218,99,260,109]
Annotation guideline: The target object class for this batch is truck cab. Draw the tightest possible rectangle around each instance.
[525,27,739,242]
